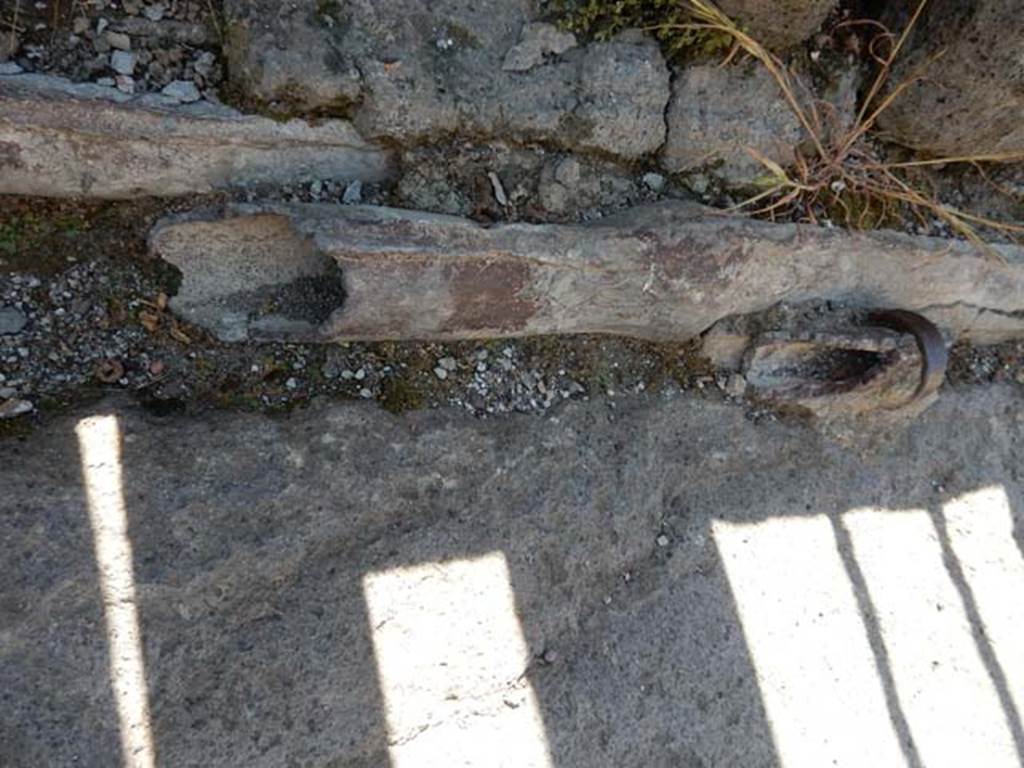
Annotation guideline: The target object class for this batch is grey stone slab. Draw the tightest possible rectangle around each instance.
[0,74,394,199]
[2,385,1022,766]
[717,0,837,49]
[150,202,1024,345]
[660,64,803,186]
[223,0,669,160]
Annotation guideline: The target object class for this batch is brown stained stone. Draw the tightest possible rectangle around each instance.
[151,201,1024,346]
[445,260,536,335]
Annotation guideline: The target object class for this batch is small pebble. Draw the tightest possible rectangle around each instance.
[642,172,665,193]
[725,373,747,398]
[656,534,670,547]
[343,180,363,204]
[161,80,201,103]
[433,367,449,381]
[688,173,710,195]
[487,171,509,207]
[0,307,28,335]
[110,50,137,75]
[105,31,132,51]
[0,399,33,420]
[439,356,457,371]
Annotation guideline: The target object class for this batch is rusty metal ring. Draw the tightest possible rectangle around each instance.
[869,309,948,403]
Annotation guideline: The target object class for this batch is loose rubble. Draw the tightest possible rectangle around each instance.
[0,197,727,425]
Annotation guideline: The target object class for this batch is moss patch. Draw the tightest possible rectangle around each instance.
[553,0,735,61]
[379,376,427,414]
[0,205,92,275]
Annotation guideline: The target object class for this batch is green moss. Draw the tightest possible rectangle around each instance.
[314,0,344,26]
[0,209,92,274]
[553,0,735,60]
[0,417,34,441]
[0,223,19,257]
[0,388,107,442]
[378,376,426,414]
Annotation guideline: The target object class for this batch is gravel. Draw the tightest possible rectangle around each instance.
[0,197,728,425]
[2,197,1019,431]
[6,0,223,101]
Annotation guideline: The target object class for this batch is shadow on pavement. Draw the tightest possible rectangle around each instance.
[1,386,1022,767]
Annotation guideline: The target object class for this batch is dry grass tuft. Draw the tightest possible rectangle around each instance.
[658,0,1024,254]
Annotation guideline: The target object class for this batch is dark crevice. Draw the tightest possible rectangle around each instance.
[828,512,926,768]
[927,504,1024,762]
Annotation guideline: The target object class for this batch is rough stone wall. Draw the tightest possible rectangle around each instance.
[717,0,837,49]
[223,0,671,161]
[877,0,1024,155]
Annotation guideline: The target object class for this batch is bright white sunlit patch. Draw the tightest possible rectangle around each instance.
[942,486,1024,722]
[363,552,552,768]
[715,496,1024,768]
[845,506,1019,768]
[712,515,906,768]
[76,415,155,768]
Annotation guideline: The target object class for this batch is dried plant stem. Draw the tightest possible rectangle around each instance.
[649,0,1021,257]
[10,0,19,55]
